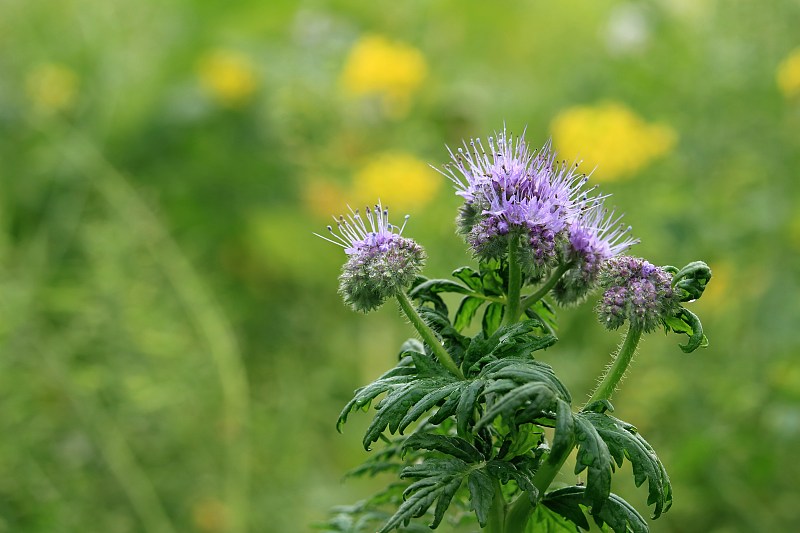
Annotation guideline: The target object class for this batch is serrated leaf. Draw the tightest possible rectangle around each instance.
[476,382,558,431]
[543,486,649,533]
[456,379,486,437]
[528,504,582,532]
[572,415,613,512]
[550,399,575,461]
[485,460,538,504]
[452,266,484,292]
[463,320,558,376]
[338,357,417,431]
[577,412,672,518]
[406,350,449,378]
[379,458,470,532]
[480,359,572,404]
[467,469,494,527]
[364,376,459,448]
[482,302,505,336]
[454,295,486,331]
[397,382,465,434]
[402,434,484,463]
[504,423,545,459]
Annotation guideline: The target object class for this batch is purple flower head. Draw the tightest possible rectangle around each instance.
[316,202,425,312]
[554,203,639,305]
[439,129,590,271]
[596,256,679,332]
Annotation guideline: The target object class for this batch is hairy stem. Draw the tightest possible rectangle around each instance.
[505,234,522,325]
[396,291,464,380]
[520,262,572,313]
[585,324,644,407]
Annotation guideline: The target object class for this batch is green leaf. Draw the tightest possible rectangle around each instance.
[504,423,545,459]
[467,469,495,527]
[543,486,649,533]
[337,357,417,431]
[452,266,484,292]
[454,295,486,332]
[525,298,558,335]
[456,379,486,437]
[482,301,505,336]
[550,399,575,461]
[572,414,613,512]
[663,307,708,353]
[528,504,582,532]
[463,319,557,376]
[379,458,470,532]
[480,358,572,404]
[576,412,672,518]
[479,260,506,296]
[476,382,558,431]
[409,279,474,297]
[418,307,471,365]
[402,434,484,463]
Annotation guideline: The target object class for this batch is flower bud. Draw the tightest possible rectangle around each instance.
[596,256,679,331]
[316,202,425,312]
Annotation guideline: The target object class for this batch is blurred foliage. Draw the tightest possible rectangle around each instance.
[0,0,799,532]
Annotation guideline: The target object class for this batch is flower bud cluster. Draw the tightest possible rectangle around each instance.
[439,129,637,291]
[317,203,425,313]
[596,256,679,331]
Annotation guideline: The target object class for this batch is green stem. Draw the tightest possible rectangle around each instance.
[396,291,464,380]
[585,324,644,407]
[486,476,507,533]
[505,234,522,325]
[504,436,575,533]
[519,262,572,313]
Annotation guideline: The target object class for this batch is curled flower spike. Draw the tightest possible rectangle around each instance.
[438,129,593,275]
[316,202,425,312]
[596,256,679,332]
[554,203,639,305]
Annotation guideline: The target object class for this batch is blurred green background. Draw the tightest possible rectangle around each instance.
[1,0,799,532]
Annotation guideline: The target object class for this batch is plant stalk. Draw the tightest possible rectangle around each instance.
[503,435,575,533]
[585,324,644,407]
[505,234,522,325]
[396,291,464,380]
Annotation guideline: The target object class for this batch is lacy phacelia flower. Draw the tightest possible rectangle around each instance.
[596,256,679,331]
[439,131,589,274]
[316,203,425,312]
[554,203,639,305]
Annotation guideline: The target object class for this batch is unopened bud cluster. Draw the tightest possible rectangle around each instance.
[316,202,425,313]
[596,256,679,331]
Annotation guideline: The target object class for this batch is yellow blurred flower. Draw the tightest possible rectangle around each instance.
[550,102,677,181]
[776,47,800,99]
[340,35,427,117]
[197,49,258,107]
[25,63,79,114]
[350,152,441,212]
[191,497,227,532]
